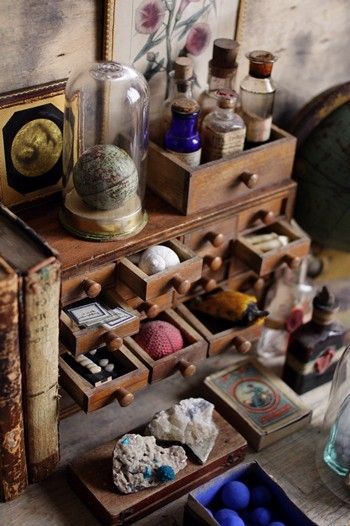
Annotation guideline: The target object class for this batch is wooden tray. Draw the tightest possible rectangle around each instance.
[67,411,247,525]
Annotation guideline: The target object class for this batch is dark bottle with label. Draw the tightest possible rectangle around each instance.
[283,286,345,394]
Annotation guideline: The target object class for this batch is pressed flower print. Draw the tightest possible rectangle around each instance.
[135,0,166,34]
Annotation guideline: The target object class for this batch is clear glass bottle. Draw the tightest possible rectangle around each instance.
[60,61,149,241]
[162,57,195,135]
[202,89,246,162]
[316,344,350,503]
[164,98,201,168]
[198,38,239,128]
[240,50,277,144]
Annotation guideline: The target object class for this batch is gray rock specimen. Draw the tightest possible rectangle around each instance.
[112,434,187,494]
[146,398,218,464]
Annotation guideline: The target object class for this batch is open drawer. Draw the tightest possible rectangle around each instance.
[59,345,149,412]
[233,220,310,276]
[60,296,140,356]
[176,300,263,356]
[124,308,208,383]
[117,239,203,301]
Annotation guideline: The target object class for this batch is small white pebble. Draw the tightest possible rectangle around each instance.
[88,364,102,374]
[89,349,97,356]
[75,355,85,363]
[104,363,115,373]
[99,358,109,367]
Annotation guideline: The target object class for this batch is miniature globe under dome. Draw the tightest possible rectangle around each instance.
[60,61,149,240]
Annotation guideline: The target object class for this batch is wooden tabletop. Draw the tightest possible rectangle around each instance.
[0,350,349,526]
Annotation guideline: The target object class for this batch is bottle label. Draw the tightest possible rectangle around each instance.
[168,149,201,168]
[243,112,272,142]
[203,125,245,161]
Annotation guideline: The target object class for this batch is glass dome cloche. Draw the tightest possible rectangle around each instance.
[59,61,149,241]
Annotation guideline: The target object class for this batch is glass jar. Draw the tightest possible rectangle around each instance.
[240,50,277,144]
[316,344,350,503]
[60,61,149,241]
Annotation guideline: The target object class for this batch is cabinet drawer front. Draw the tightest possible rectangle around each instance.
[62,263,117,305]
[125,309,208,382]
[176,302,263,356]
[59,346,149,413]
[233,220,310,276]
[183,216,238,259]
[237,196,288,232]
[118,239,203,300]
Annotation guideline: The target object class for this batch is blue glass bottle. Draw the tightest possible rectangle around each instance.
[164,98,201,168]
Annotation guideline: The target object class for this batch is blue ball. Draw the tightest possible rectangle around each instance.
[268,523,286,526]
[215,508,245,526]
[251,507,271,526]
[221,481,250,510]
[250,485,272,507]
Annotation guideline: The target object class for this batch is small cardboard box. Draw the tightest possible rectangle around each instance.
[183,461,317,526]
[204,358,312,450]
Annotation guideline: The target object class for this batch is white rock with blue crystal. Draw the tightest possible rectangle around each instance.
[112,434,187,494]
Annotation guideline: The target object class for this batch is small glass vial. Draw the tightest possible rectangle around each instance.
[198,38,239,127]
[60,61,149,241]
[162,57,195,136]
[202,89,246,162]
[240,50,277,144]
[164,98,201,168]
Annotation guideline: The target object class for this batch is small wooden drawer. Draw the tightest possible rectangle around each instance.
[59,345,149,412]
[183,216,238,261]
[237,195,288,233]
[176,301,263,356]
[148,125,296,215]
[124,308,208,383]
[118,239,203,301]
[233,220,310,277]
[60,297,140,355]
[174,260,229,303]
[61,262,117,305]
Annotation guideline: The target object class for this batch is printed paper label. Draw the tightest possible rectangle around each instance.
[203,125,245,161]
[168,148,201,168]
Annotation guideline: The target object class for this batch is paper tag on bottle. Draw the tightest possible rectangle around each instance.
[168,149,201,168]
[243,112,272,142]
[203,125,245,161]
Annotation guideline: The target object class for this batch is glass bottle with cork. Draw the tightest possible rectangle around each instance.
[162,57,195,136]
[164,98,201,168]
[201,89,246,163]
[240,50,277,144]
[198,38,239,128]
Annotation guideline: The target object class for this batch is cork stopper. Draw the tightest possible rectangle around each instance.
[246,50,277,78]
[171,98,200,115]
[216,89,238,109]
[209,38,239,78]
[312,286,339,325]
[175,57,193,80]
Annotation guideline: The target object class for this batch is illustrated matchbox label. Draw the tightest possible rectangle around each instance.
[66,302,113,327]
[211,362,299,429]
[103,307,137,328]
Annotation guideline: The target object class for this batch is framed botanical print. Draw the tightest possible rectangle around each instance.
[0,81,65,208]
[103,0,239,123]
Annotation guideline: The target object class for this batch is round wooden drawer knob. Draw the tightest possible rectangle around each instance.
[233,336,251,354]
[105,332,123,351]
[254,278,265,293]
[207,231,225,247]
[240,171,259,189]
[284,254,301,269]
[142,302,160,319]
[205,255,223,272]
[178,359,196,377]
[172,274,191,295]
[200,277,217,292]
[115,387,134,407]
[260,210,276,225]
[82,279,101,298]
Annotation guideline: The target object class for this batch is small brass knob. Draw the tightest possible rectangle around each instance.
[204,255,223,272]
[284,254,301,270]
[207,231,225,247]
[240,171,259,189]
[200,277,217,292]
[178,359,196,377]
[142,302,160,319]
[105,332,123,351]
[82,279,101,298]
[172,274,191,295]
[115,387,134,407]
[233,336,251,354]
[260,210,276,225]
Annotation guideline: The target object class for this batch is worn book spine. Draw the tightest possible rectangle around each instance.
[0,258,28,500]
[21,259,61,483]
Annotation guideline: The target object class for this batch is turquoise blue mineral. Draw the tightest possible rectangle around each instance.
[143,466,153,479]
[155,465,176,482]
